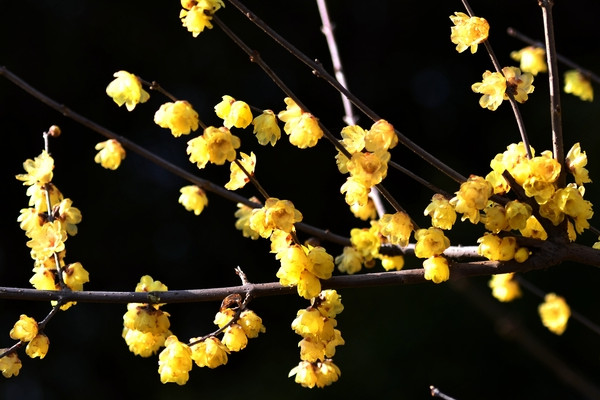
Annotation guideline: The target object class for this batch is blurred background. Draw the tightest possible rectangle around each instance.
[1,1,600,398]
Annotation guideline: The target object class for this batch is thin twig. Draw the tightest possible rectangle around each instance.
[226,0,467,185]
[539,0,566,186]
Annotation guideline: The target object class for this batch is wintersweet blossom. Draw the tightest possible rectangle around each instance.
[564,70,593,101]
[477,234,517,261]
[186,126,241,169]
[15,150,54,186]
[346,150,390,188]
[10,315,38,342]
[158,335,193,385]
[510,46,547,76]
[422,256,450,284]
[0,352,21,378]
[377,212,413,247]
[25,334,50,359]
[180,0,224,37]
[334,246,363,275]
[249,197,303,238]
[414,228,450,259]
[423,194,457,230]
[365,119,397,152]
[289,360,341,388]
[178,185,209,215]
[225,152,256,190]
[190,337,229,368]
[214,95,253,129]
[252,110,281,146]
[565,143,591,185]
[449,12,489,54]
[489,273,521,302]
[471,70,506,110]
[94,139,126,170]
[154,100,199,137]
[538,293,570,335]
[106,71,149,111]
[450,175,493,224]
[278,97,324,148]
[504,66,535,103]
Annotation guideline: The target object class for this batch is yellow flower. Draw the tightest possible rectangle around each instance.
[135,275,168,293]
[0,352,22,378]
[10,315,38,342]
[289,360,341,388]
[123,328,170,357]
[178,185,209,215]
[346,150,390,188]
[186,126,241,169]
[450,175,493,224]
[538,293,570,335]
[477,234,517,261]
[26,334,50,359]
[449,12,489,54]
[482,203,508,233]
[252,110,281,146]
[423,194,457,230]
[238,310,266,338]
[510,46,547,76]
[190,337,229,368]
[471,70,506,110]
[222,324,248,352]
[423,256,450,284]
[179,0,224,37]
[316,290,344,319]
[123,305,171,335]
[414,228,450,259]
[54,198,82,236]
[154,100,199,137]
[505,200,532,230]
[565,143,591,185]
[15,150,54,186]
[349,224,380,262]
[350,198,377,221]
[62,262,90,291]
[564,70,593,101]
[278,97,323,148]
[250,197,303,237]
[106,71,149,111]
[234,199,260,240]
[519,216,547,240]
[158,335,193,385]
[94,139,126,170]
[340,176,369,206]
[378,212,413,247]
[307,246,334,280]
[379,255,405,271]
[340,125,366,153]
[554,186,593,233]
[214,95,253,129]
[26,220,66,262]
[365,119,397,152]
[225,152,256,190]
[489,273,521,302]
[335,246,363,275]
[504,66,534,103]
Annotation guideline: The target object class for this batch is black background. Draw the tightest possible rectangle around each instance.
[1,1,600,399]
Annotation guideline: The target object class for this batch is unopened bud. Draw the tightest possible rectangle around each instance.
[48,125,61,138]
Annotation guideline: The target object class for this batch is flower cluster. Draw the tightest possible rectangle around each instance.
[289,290,344,388]
[337,120,396,210]
[122,275,171,358]
[0,314,50,378]
[156,293,265,385]
[16,145,88,310]
[180,0,225,37]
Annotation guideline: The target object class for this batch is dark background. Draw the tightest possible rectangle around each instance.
[1,1,600,399]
